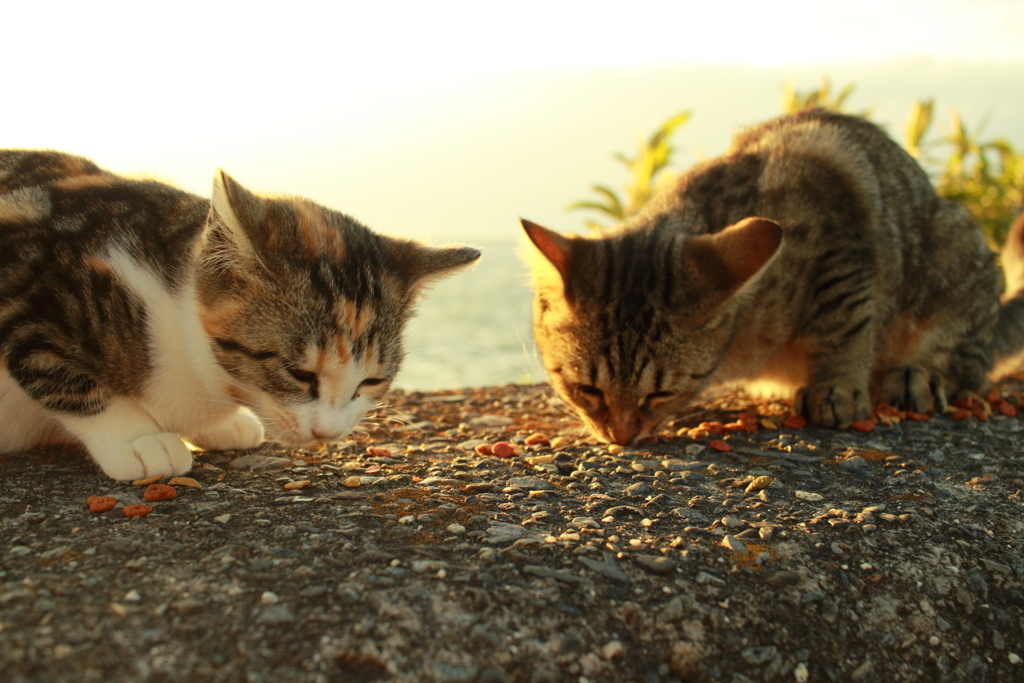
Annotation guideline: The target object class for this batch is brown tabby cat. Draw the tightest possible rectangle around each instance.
[0,150,479,479]
[523,108,1024,444]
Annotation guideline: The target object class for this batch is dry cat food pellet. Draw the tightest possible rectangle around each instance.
[143,484,176,501]
[490,442,516,458]
[344,476,361,488]
[123,504,153,518]
[781,415,807,429]
[283,480,310,490]
[474,443,493,456]
[364,465,382,474]
[996,401,1018,417]
[709,440,731,452]
[524,433,550,446]
[168,476,201,488]
[131,474,163,486]
[87,496,117,513]
[850,418,877,433]
[366,446,392,458]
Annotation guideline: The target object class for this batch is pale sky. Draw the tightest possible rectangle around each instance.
[5,0,1024,240]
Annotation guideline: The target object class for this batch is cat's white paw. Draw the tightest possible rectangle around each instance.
[91,432,194,481]
[188,410,265,451]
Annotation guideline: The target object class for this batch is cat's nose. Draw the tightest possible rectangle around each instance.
[312,426,342,440]
[605,413,640,445]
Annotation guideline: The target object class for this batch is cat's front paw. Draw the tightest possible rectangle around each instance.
[798,383,871,428]
[91,433,194,481]
[189,410,265,451]
[879,366,946,413]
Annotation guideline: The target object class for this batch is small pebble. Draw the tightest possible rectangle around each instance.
[720,535,748,554]
[745,475,773,493]
[601,640,626,660]
[525,433,550,446]
[344,476,361,488]
[260,591,279,605]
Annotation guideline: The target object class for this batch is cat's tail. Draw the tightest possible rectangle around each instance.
[993,212,1024,362]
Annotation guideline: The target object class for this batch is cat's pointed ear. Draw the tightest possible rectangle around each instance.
[208,170,262,255]
[688,217,782,291]
[387,240,481,290]
[410,244,482,284]
[521,219,573,284]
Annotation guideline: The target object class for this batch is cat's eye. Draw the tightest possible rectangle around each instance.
[645,391,675,408]
[576,384,602,397]
[288,368,317,384]
[359,378,386,388]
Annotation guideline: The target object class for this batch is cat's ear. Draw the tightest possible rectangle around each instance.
[521,219,574,285]
[687,217,782,291]
[410,244,482,284]
[208,170,263,256]
[387,240,481,289]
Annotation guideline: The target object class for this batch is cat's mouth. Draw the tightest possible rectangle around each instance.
[582,410,658,445]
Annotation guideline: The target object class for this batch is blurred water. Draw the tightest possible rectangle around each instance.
[395,239,544,391]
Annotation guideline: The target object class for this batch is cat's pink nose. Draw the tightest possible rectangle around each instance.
[605,414,640,445]
[312,427,341,440]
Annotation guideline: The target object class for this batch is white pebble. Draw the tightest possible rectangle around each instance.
[260,591,279,605]
[1009,652,1021,664]
[124,589,141,602]
[446,523,466,535]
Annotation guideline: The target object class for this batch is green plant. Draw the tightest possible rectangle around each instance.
[781,77,859,115]
[567,111,690,231]
[571,80,1023,247]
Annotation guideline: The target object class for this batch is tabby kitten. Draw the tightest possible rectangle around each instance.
[523,108,1024,444]
[0,150,479,479]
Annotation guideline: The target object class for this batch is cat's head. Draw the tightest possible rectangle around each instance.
[195,171,479,445]
[522,217,781,444]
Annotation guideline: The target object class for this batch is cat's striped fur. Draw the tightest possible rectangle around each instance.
[0,150,479,479]
[524,109,1024,444]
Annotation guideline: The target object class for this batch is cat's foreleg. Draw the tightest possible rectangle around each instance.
[188,408,265,451]
[797,318,875,427]
[55,398,193,480]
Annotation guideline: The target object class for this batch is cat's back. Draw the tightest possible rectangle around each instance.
[0,150,210,283]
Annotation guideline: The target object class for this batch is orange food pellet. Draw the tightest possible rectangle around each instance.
[474,443,493,456]
[364,465,382,474]
[906,411,930,422]
[123,504,153,518]
[491,442,516,458]
[87,496,117,513]
[700,421,726,436]
[997,401,1018,418]
[709,439,731,452]
[875,404,905,418]
[366,446,393,458]
[951,408,972,420]
[781,415,807,429]
[850,418,877,433]
[524,433,550,446]
[143,484,176,502]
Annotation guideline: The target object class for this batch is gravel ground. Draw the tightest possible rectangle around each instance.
[1,382,1023,683]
